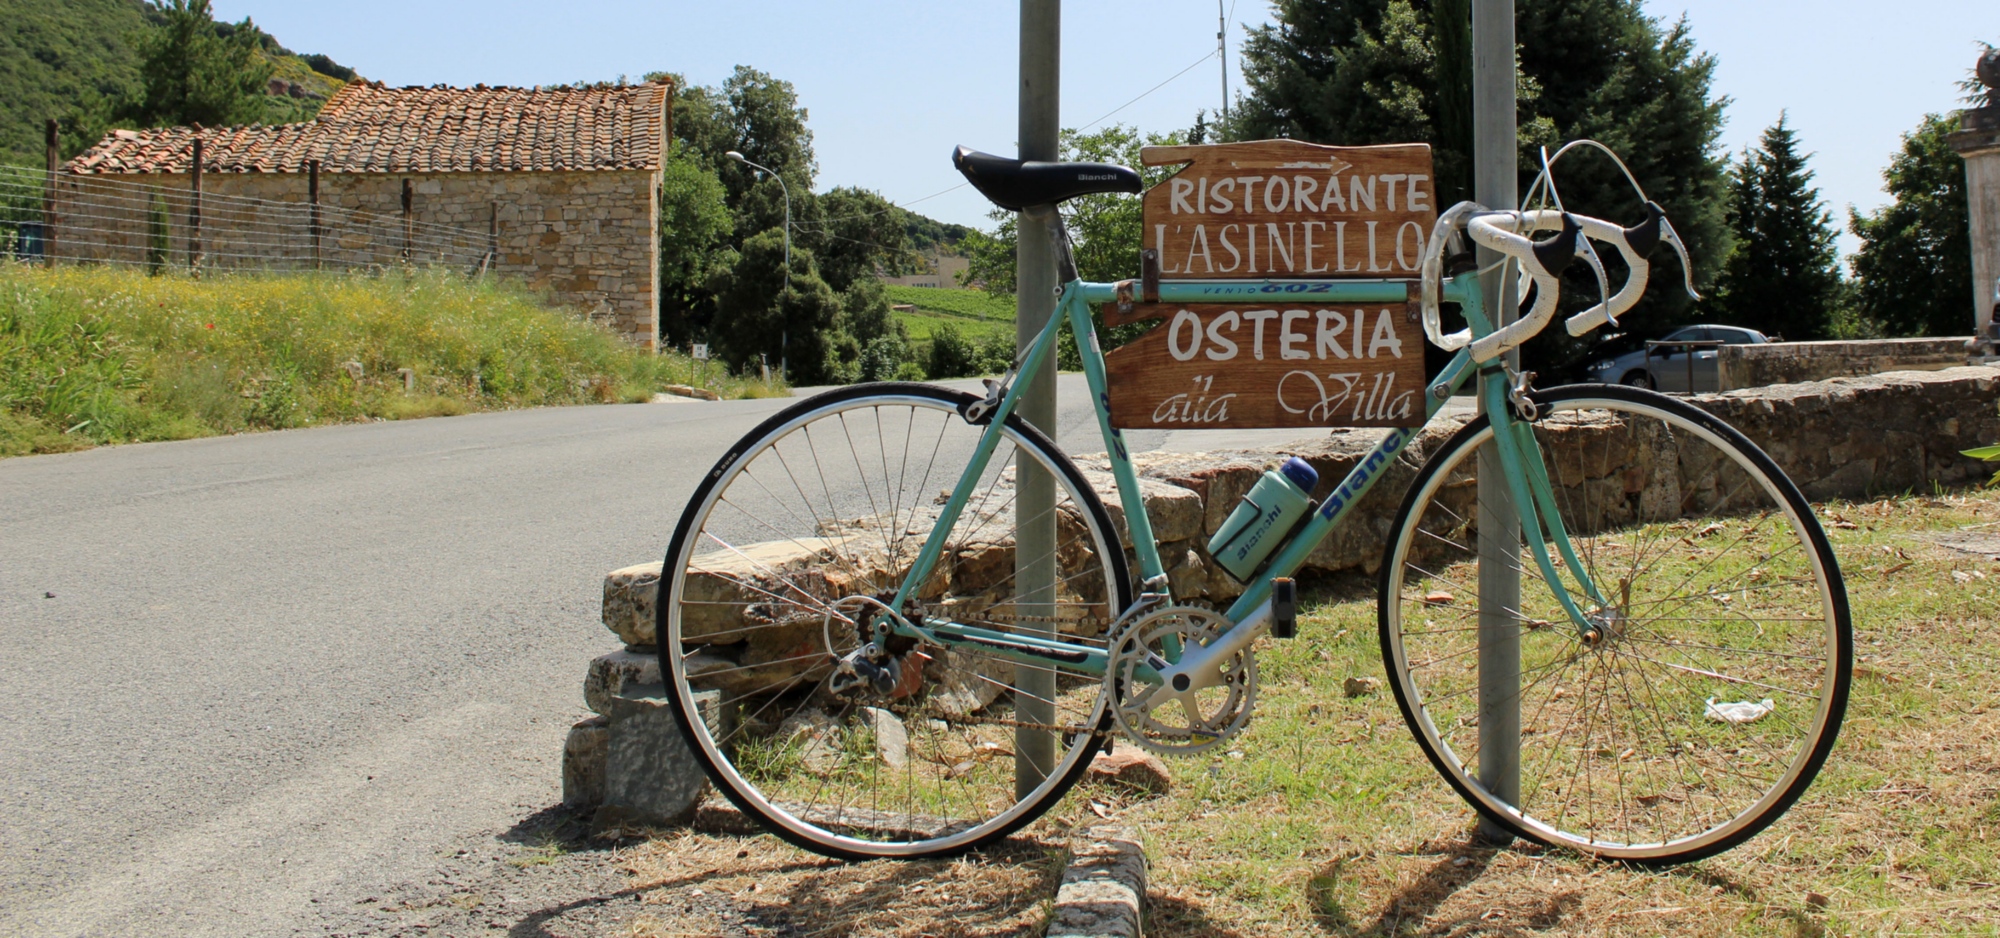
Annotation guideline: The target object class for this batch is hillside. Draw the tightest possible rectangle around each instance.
[0,0,356,164]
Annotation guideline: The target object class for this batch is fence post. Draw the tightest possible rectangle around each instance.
[309,159,322,270]
[43,118,57,267]
[486,201,498,275]
[401,179,413,265]
[188,137,203,272]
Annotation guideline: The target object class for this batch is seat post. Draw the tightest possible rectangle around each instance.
[1024,205,1079,285]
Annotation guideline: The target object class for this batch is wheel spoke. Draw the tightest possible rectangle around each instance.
[658,389,1130,858]
[1383,389,1847,862]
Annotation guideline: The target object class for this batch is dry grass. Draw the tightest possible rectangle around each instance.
[616,818,1065,938]
[625,490,2000,936]
[1116,489,2000,937]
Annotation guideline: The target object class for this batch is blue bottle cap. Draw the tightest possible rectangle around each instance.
[1279,456,1319,492]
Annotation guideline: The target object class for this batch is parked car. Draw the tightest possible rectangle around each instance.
[1581,324,1773,392]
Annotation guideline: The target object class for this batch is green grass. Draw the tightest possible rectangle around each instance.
[1059,490,2000,937]
[882,284,1016,322]
[884,284,1015,350]
[0,263,781,457]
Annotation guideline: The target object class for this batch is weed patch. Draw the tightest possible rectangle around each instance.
[0,264,779,456]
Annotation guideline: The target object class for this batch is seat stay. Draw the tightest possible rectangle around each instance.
[881,292,1071,629]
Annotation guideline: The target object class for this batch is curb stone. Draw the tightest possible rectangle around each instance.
[1048,825,1146,938]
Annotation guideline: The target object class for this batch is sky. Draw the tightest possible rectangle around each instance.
[213,1,1998,255]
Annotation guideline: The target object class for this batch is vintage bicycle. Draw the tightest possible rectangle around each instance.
[654,141,1852,865]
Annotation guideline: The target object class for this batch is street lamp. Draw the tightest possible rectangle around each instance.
[726,150,790,380]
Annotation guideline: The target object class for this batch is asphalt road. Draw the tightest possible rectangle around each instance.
[0,375,1333,937]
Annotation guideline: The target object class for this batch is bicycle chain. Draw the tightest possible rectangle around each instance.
[872,700,1101,737]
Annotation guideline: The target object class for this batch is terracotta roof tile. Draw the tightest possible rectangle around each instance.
[64,81,669,175]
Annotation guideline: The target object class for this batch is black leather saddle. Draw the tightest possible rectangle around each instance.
[953,145,1142,211]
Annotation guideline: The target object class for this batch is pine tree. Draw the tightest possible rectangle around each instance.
[1849,114,1974,338]
[1709,115,1846,341]
[126,0,272,128]
[1230,0,1730,368]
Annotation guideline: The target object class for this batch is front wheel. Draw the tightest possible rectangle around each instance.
[1378,384,1850,864]
[658,383,1132,860]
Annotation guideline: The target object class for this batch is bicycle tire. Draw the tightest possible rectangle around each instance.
[1378,383,1851,864]
[658,382,1132,860]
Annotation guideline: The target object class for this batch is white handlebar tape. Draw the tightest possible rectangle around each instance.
[1464,213,1563,363]
[1418,204,1661,359]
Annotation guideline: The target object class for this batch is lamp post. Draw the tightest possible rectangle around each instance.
[726,150,791,380]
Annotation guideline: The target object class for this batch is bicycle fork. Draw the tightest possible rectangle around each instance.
[1479,366,1615,639]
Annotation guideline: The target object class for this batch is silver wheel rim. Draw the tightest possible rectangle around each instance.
[1384,394,1844,860]
[665,391,1122,857]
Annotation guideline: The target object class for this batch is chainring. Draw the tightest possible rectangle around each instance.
[1103,605,1257,756]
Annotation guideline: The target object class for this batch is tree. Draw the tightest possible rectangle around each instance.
[1230,0,1730,369]
[808,186,916,294]
[1707,115,1846,341]
[126,0,272,128]
[653,67,927,376]
[657,143,733,348]
[1849,114,1973,337]
[705,230,844,385]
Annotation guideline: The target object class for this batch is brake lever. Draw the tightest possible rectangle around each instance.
[1577,236,1614,327]
[1660,217,1701,301]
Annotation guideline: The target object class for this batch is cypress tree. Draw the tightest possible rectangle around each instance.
[1230,0,1729,368]
[1709,115,1846,341]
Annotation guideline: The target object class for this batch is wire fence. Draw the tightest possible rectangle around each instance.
[0,163,496,275]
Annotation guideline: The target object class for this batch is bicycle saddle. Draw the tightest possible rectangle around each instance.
[953,145,1142,211]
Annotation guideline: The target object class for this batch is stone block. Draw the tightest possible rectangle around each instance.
[562,716,609,808]
[596,684,710,831]
[584,648,661,714]
[1049,826,1146,938]
[602,561,662,647]
[1087,748,1172,795]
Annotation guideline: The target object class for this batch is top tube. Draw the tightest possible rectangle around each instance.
[1074,276,1477,307]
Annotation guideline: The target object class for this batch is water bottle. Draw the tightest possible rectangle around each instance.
[1206,457,1319,582]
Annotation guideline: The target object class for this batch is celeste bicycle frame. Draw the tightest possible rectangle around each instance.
[872,267,1613,688]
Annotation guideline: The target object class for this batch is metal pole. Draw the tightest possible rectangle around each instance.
[726,151,792,380]
[1472,0,1521,847]
[1217,0,1230,123]
[1014,0,1060,801]
[779,178,790,380]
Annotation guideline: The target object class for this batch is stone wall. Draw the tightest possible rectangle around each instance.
[601,366,2000,636]
[1717,337,1972,391]
[51,168,661,346]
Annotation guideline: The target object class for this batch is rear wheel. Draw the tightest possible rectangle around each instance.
[1379,384,1850,863]
[658,383,1132,859]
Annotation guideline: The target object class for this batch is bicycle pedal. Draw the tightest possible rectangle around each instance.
[1270,577,1297,639]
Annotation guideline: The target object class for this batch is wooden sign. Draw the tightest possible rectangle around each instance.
[1141,140,1437,280]
[1104,299,1427,430]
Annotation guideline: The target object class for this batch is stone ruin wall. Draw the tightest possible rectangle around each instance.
[596,365,2000,659]
[50,169,661,347]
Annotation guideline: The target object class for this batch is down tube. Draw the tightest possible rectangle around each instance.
[1219,350,1477,624]
[1067,289,1168,588]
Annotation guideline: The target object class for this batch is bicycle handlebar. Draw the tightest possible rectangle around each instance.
[1419,199,1696,363]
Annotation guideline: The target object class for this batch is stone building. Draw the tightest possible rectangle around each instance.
[60,80,670,346]
[879,249,971,289]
